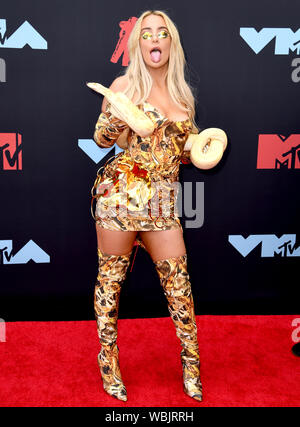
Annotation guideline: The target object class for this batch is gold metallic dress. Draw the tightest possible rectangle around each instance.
[91,101,193,252]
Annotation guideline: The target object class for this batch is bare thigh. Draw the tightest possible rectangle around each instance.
[96,224,138,256]
[139,228,187,262]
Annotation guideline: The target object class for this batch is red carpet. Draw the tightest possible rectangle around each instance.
[0,315,299,407]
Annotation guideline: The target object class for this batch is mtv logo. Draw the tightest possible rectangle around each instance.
[110,17,138,67]
[257,134,300,169]
[0,133,22,170]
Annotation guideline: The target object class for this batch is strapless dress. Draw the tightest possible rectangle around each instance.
[92,101,193,252]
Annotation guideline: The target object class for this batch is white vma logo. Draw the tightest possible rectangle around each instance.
[0,240,50,264]
[240,28,300,55]
[229,234,300,257]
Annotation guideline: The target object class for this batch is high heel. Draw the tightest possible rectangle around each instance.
[97,343,127,402]
[181,346,203,401]
[154,253,203,402]
[94,248,132,402]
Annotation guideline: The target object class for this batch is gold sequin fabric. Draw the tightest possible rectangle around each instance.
[94,248,131,346]
[154,254,203,401]
[94,248,132,402]
[92,101,193,251]
[97,343,127,402]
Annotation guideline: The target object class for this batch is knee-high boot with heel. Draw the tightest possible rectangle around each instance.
[153,253,203,402]
[94,247,132,402]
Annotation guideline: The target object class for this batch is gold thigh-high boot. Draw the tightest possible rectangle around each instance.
[153,253,203,402]
[94,247,132,402]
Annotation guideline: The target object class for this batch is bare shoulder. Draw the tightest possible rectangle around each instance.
[101,75,129,113]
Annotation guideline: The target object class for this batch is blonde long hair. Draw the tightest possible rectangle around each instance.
[119,9,199,132]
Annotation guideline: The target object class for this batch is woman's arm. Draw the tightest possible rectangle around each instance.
[93,103,128,148]
[180,123,200,164]
[93,76,129,148]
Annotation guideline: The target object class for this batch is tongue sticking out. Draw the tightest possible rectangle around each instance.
[150,50,161,63]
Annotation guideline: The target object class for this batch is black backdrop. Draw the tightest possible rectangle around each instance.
[0,0,299,321]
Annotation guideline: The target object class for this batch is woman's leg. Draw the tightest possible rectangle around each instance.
[139,228,203,402]
[138,227,186,262]
[96,225,138,256]
[94,224,137,402]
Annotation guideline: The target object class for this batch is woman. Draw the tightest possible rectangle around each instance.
[92,9,203,403]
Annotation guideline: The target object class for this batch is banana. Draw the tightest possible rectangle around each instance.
[86,82,155,138]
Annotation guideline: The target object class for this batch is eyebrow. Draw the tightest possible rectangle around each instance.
[141,26,168,31]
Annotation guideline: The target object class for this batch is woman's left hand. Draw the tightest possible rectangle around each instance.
[116,128,129,150]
